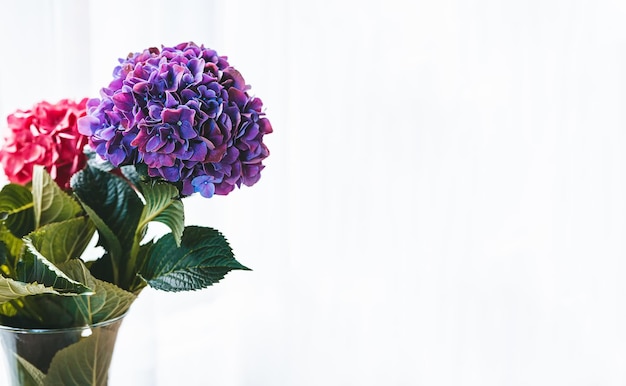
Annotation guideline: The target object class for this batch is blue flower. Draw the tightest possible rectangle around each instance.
[191,174,223,198]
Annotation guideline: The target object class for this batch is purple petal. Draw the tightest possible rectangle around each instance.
[145,135,163,152]
[78,116,99,136]
[161,166,181,181]
[189,141,208,161]
[162,141,176,153]
[179,121,196,139]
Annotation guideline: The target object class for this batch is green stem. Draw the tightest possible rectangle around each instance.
[110,252,119,288]
[120,231,143,291]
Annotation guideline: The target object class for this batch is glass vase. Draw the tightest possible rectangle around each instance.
[0,314,125,386]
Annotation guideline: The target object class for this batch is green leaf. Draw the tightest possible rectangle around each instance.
[27,217,96,265]
[16,355,45,386]
[59,260,136,325]
[138,181,184,246]
[44,322,122,386]
[2,261,104,327]
[16,239,93,295]
[83,279,135,323]
[57,259,92,287]
[0,241,11,274]
[0,224,23,275]
[120,164,144,188]
[0,276,60,304]
[76,203,121,270]
[85,148,114,172]
[0,183,34,237]
[31,166,82,229]
[139,226,250,292]
[85,253,115,285]
[71,165,143,256]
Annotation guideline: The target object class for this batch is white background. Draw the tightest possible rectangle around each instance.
[1,0,626,385]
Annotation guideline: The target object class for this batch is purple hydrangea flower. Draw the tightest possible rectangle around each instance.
[78,42,272,197]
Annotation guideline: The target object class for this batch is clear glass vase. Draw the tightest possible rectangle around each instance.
[0,314,125,386]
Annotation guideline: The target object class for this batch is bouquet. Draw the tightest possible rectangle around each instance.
[0,42,271,385]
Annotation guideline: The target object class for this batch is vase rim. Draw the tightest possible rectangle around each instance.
[0,312,127,334]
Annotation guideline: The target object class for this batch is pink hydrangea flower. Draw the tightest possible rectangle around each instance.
[0,99,89,189]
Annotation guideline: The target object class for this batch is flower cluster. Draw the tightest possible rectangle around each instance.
[78,42,272,198]
[0,99,88,189]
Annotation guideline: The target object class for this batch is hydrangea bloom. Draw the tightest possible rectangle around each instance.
[78,42,272,198]
[0,99,88,189]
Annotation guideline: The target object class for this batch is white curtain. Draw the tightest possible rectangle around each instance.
[2,0,626,384]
